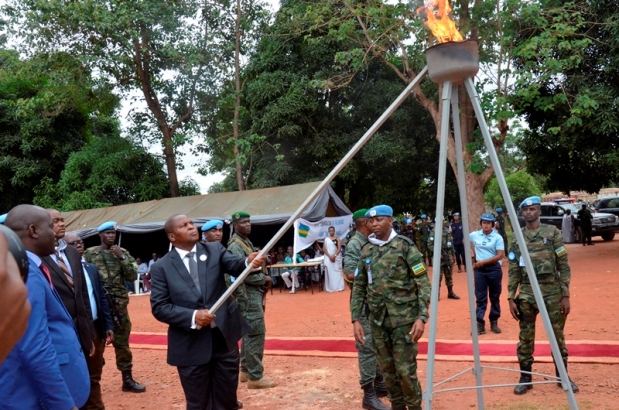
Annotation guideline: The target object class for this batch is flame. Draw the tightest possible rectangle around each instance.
[417,0,463,43]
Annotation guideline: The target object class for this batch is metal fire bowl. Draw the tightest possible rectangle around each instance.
[425,40,479,84]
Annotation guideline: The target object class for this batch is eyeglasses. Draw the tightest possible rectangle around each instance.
[67,240,84,246]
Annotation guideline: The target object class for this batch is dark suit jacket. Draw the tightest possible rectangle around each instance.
[83,261,114,339]
[43,245,95,352]
[0,257,90,409]
[150,241,251,367]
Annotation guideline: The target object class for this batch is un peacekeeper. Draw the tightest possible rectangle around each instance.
[83,221,146,393]
[507,196,579,395]
[427,219,460,300]
[227,211,275,389]
[417,214,433,267]
[343,209,389,410]
[495,207,509,250]
[403,218,417,247]
[351,205,431,410]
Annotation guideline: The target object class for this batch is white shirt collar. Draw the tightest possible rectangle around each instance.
[175,244,197,259]
[368,229,397,246]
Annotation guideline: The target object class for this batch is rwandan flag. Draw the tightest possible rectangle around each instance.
[298,223,310,238]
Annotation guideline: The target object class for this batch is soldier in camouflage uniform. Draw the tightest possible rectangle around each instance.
[417,214,433,267]
[351,205,431,410]
[343,209,389,410]
[495,208,509,251]
[83,221,146,393]
[227,211,275,389]
[427,220,460,300]
[507,196,579,395]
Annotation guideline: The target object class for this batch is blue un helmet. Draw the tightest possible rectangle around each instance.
[480,213,496,224]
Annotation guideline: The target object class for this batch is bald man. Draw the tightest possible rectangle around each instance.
[0,205,89,409]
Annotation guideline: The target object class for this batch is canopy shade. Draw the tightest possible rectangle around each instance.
[64,182,351,238]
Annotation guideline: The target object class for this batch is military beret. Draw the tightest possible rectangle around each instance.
[352,209,368,220]
[0,213,7,224]
[496,207,503,213]
[453,212,460,216]
[480,213,496,222]
[365,205,393,218]
[420,214,427,219]
[519,196,541,209]
[231,211,250,221]
[97,221,117,232]
[202,220,224,231]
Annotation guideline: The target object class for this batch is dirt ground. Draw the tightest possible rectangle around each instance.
[101,237,619,409]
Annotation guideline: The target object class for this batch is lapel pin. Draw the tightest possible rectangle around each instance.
[199,254,207,261]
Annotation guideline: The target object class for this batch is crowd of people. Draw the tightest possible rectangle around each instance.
[0,196,580,410]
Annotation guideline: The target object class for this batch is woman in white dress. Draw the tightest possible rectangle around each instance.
[561,209,575,243]
[322,226,345,292]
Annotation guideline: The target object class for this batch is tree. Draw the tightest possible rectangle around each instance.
[484,170,542,210]
[6,0,244,196]
[510,0,619,193]
[0,49,117,211]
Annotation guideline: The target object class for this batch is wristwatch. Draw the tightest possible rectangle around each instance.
[419,316,428,324]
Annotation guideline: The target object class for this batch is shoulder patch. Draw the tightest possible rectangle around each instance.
[412,263,427,276]
[508,251,516,260]
[555,246,567,257]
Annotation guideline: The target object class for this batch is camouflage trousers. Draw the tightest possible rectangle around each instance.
[112,301,133,371]
[240,317,266,380]
[355,313,381,386]
[370,315,421,408]
[439,265,453,287]
[420,243,433,265]
[516,292,568,368]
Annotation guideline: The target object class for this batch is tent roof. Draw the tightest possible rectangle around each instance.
[64,182,351,237]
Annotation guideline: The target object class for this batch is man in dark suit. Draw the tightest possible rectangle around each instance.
[66,231,115,410]
[0,204,90,409]
[150,214,266,410]
[43,209,96,357]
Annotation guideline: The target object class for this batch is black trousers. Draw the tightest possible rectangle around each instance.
[474,263,503,325]
[581,225,592,244]
[177,328,240,410]
[453,243,465,268]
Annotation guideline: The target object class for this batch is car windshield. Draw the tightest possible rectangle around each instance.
[562,204,593,214]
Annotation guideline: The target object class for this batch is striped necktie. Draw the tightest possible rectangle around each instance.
[55,250,74,290]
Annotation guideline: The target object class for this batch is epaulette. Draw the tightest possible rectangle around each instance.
[398,234,415,246]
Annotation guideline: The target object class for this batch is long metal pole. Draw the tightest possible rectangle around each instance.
[450,85,485,409]
[464,78,578,410]
[209,66,429,314]
[424,80,452,410]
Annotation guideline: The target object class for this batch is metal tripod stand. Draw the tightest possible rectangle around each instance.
[423,78,579,410]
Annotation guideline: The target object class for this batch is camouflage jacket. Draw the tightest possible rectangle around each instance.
[84,246,137,299]
[343,231,368,290]
[496,214,506,235]
[351,235,431,328]
[227,234,266,290]
[427,226,455,267]
[507,224,571,300]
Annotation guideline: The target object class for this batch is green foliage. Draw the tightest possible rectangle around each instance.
[484,170,542,210]
[179,177,201,197]
[33,118,170,211]
[0,49,118,211]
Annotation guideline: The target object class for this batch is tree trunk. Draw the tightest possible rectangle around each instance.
[162,127,181,197]
[233,0,246,191]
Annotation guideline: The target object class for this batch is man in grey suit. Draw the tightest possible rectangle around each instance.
[150,214,266,410]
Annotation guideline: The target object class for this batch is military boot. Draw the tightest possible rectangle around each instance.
[121,370,146,393]
[477,321,486,335]
[490,320,502,334]
[374,373,388,398]
[447,286,460,299]
[513,364,533,395]
[362,383,390,410]
[555,363,579,393]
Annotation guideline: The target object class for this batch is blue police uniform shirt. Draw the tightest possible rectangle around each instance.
[451,221,464,245]
[469,229,504,261]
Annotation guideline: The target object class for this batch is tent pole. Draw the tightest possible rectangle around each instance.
[209,67,429,314]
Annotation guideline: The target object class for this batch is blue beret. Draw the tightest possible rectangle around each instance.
[365,205,393,218]
[453,212,460,216]
[405,218,412,224]
[97,221,117,232]
[496,207,503,213]
[520,196,541,209]
[202,220,224,231]
[420,214,427,219]
[0,213,7,224]
[480,213,496,222]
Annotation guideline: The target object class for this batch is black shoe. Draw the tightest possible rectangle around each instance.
[588,243,594,246]
[555,363,580,393]
[514,365,533,395]
[121,370,146,393]
[457,267,462,273]
[490,320,502,334]
[477,322,486,335]
[374,374,388,398]
[361,383,390,410]
[447,286,460,300]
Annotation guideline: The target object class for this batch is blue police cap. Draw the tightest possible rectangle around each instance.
[365,205,393,218]
[97,221,117,232]
[496,207,503,213]
[480,213,496,222]
[453,212,460,216]
[420,214,427,219]
[202,220,224,231]
[0,213,7,224]
[519,196,541,209]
